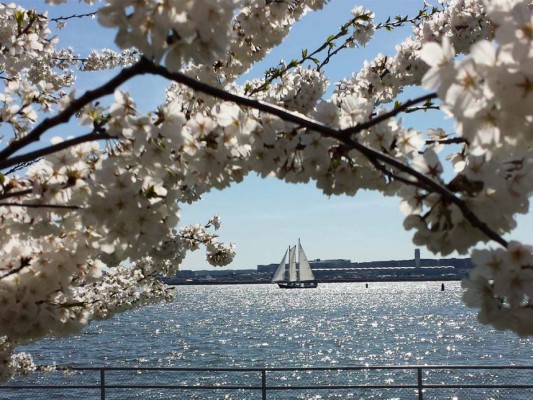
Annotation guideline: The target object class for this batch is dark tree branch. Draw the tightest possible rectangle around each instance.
[0,189,32,201]
[426,137,469,146]
[0,202,80,209]
[144,61,506,248]
[4,158,43,175]
[341,93,438,136]
[404,105,440,113]
[0,57,151,162]
[50,12,98,22]
[0,257,31,280]
[0,131,112,170]
[0,56,507,249]
[145,59,337,132]
[318,39,353,71]
[366,156,433,190]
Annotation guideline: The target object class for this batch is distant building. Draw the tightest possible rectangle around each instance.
[163,250,474,285]
[310,259,351,269]
[257,249,473,281]
[257,263,280,275]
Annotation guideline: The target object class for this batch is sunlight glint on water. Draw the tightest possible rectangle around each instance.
[22,282,532,368]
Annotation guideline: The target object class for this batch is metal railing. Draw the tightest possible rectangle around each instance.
[1,365,533,399]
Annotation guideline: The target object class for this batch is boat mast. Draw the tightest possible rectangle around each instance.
[297,238,301,282]
[286,246,290,282]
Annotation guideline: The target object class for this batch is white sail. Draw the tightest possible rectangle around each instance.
[288,246,297,282]
[298,241,316,281]
[272,249,288,283]
[273,241,317,288]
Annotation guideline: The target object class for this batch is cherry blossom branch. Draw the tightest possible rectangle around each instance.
[247,5,440,94]
[0,189,32,201]
[144,61,507,248]
[365,155,430,189]
[4,158,43,175]
[50,12,97,22]
[0,57,508,249]
[0,202,80,209]
[0,257,30,280]
[374,5,441,30]
[404,105,440,113]
[145,60,340,131]
[318,7,440,71]
[341,93,438,136]
[317,38,355,71]
[0,131,112,170]
[246,14,363,95]
[0,58,150,163]
[426,137,469,146]
[339,136,507,247]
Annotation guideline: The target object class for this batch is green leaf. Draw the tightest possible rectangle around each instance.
[14,10,25,29]
[288,59,299,68]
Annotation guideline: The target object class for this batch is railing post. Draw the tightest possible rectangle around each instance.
[262,369,267,400]
[417,367,423,400]
[100,368,106,400]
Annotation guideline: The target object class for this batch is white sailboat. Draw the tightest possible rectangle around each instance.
[272,240,318,289]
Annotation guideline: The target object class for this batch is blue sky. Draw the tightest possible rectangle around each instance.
[18,1,533,270]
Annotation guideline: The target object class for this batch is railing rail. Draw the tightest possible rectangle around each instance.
[2,365,532,399]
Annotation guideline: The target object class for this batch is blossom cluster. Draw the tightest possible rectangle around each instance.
[0,337,34,382]
[349,6,375,47]
[417,0,533,330]
[463,242,533,336]
[98,0,241,70]
[81,48,139,71]
[334,0,491,104]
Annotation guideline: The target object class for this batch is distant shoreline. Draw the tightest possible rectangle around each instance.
[167,276,463,286]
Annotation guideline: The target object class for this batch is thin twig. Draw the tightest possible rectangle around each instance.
[246,14,361,95]
[341,93,438,136]
[3,158,42,175]
[426,137,469,146]
[50,12,97,23]
[247,5,440,94]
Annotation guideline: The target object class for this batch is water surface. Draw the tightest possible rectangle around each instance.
[22,281,532,367]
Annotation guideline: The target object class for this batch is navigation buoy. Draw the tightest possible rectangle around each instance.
[441,283,445,291]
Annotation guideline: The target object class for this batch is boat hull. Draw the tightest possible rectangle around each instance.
[277,281,318,289]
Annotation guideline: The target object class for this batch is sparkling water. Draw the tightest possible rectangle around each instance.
[7,282,533,399]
